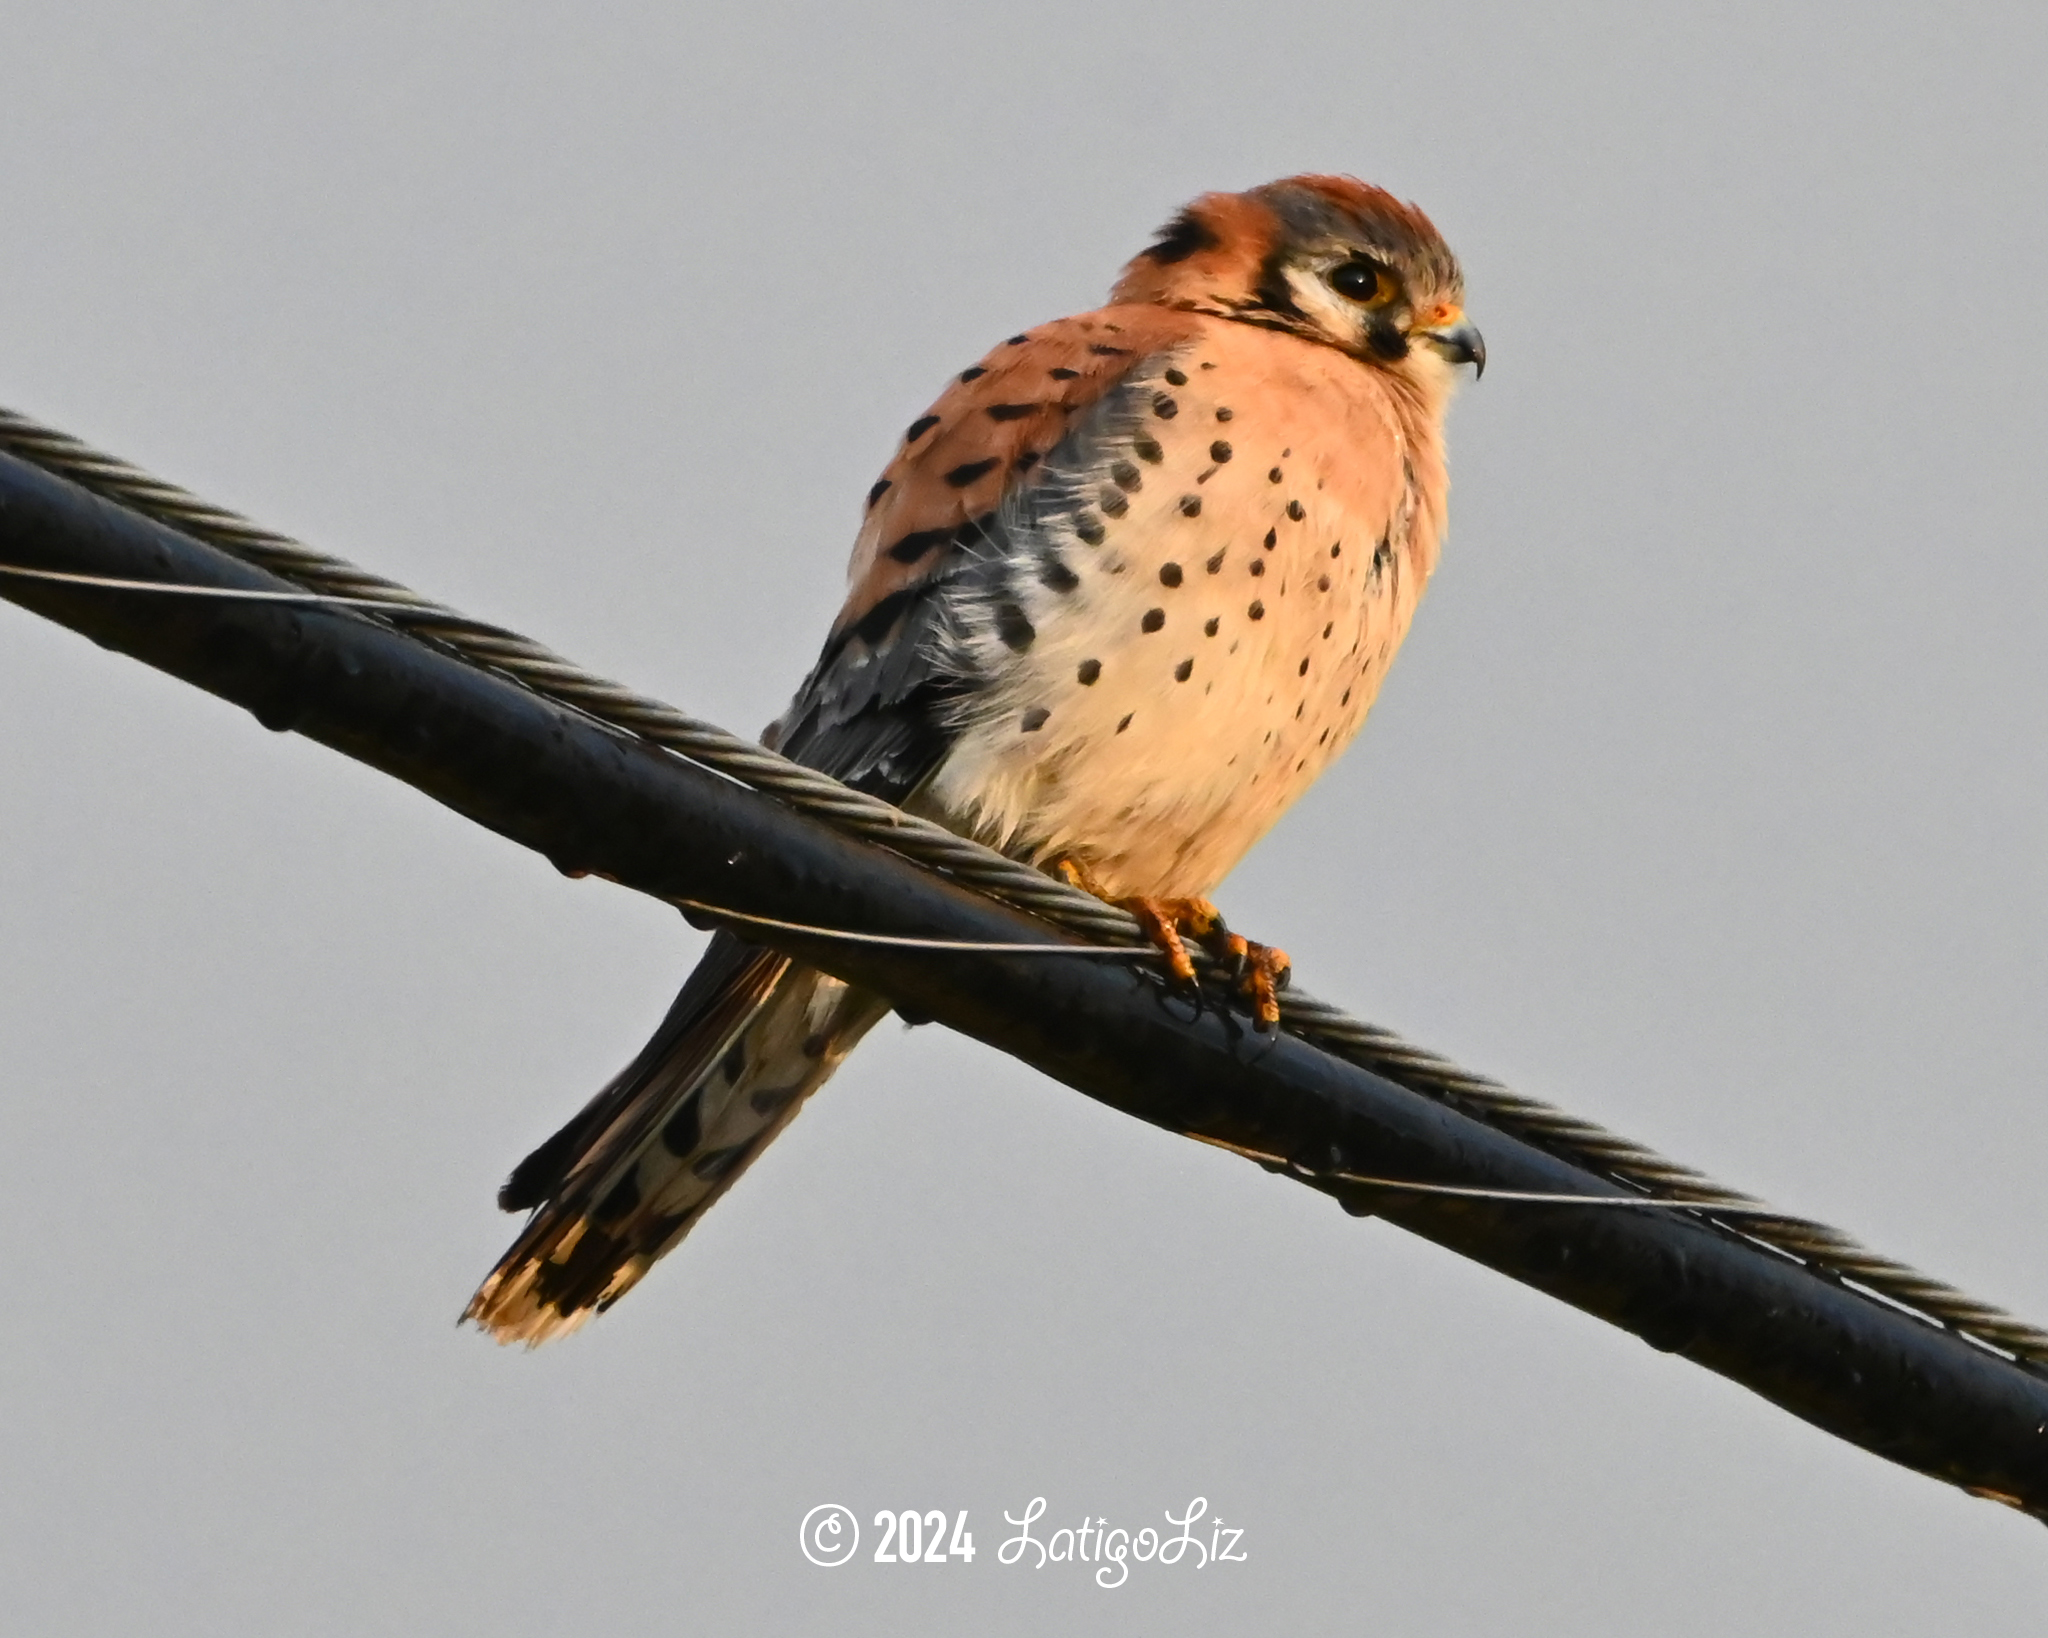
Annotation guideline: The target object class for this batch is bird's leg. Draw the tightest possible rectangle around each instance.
[1049,857,1290,1029]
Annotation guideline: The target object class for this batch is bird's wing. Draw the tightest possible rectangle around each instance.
[492,305,1197,1211]
[467,305,1202,1342]
[765,301,1200,797]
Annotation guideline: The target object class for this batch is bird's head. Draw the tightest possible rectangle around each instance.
[1111,174,1483,391]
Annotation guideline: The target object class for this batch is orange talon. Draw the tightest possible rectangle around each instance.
[1240,941,1291,1030]
[1047,858,1290,1028]
[1121,897,1211,984]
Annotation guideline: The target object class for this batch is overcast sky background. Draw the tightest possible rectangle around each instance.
[3,2,2047,1631]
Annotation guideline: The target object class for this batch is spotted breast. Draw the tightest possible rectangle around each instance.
[904,309,1442,899]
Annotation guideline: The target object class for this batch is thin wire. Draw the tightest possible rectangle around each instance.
[1328,1180,1795,1213]
[6,402,2046,1369]
[0,561,513,627]
[1198,1136,1818,1214]
[671,897,1161,957]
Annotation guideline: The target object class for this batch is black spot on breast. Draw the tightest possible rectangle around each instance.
[1204,616,1220,636]
[1268,466,1284,483]
[1091,343,1130,356]
[1263,529,1277,549]
[1299,657,1311,675]
[907,414,940,443]
[1164,367,1188,386]
[1074,514,1106,546]
[1341,688,1351,706]
[1007,334,1029,345]
[1141,608,1165,632]
[1020,705,1050,732]
[1159,562,1184,587]
[1215,406,1234,421]
[1144,207,1222,265]
[1179,495,1202,517]
[995,602,1036,651]
[1050,366,1080,380]
[1039,556,1080,593]
[946,457,1002,487]
[887,526,954,563]
[1323,621,1334,638]
[1250,559,1265,577]
[750,1084,800,1116]
[1248,600,1265,620]
[1116,713,1133,733]
[866,478,891,508]
[1209,440,1233,462]
[1286,499,1306,521]
[1100,488,1129,518]
[660,1095,702,1157]
[1317,575,1331,592]
[1110,459,1142,491]
[1330,542,1342,557]
[1077,658,1101,685]
[1205,547,1226,573]
[694,1145,748,1181]
[1132,435,1164,463]
[1152,393,1179,419]
[987,402,1036,421]
[959,365,987,383]
[1174,658,1193,682]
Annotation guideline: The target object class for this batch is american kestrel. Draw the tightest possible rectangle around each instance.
[468,175,1482,1343]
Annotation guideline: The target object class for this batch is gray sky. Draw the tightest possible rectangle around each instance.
[4,2,2047,1631]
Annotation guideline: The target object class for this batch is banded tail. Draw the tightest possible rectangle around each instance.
[465,932,888,1345]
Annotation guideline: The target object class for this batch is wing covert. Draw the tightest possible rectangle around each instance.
[764,304,1202,803]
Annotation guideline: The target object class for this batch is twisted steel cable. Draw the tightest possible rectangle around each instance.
[5,401,2043,1367]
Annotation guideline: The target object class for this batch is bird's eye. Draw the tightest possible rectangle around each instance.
[1327,260,1392,304]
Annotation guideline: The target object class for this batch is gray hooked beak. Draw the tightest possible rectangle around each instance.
[1418,318,1486,378]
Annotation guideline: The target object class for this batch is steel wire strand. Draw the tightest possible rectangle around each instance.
[5,403,2045,1367]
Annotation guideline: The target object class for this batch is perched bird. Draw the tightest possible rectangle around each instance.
[466,174,1483,1344]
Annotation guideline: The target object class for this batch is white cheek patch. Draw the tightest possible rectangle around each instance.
[1283,266,1371,348]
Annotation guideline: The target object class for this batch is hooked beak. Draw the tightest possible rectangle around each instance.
[1417,317,1486,378]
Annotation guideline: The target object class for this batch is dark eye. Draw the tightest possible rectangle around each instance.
[1327,260,1391,304]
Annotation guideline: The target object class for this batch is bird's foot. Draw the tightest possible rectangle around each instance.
[1208,922,1293,1031]
[1049,858,1290,1029]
